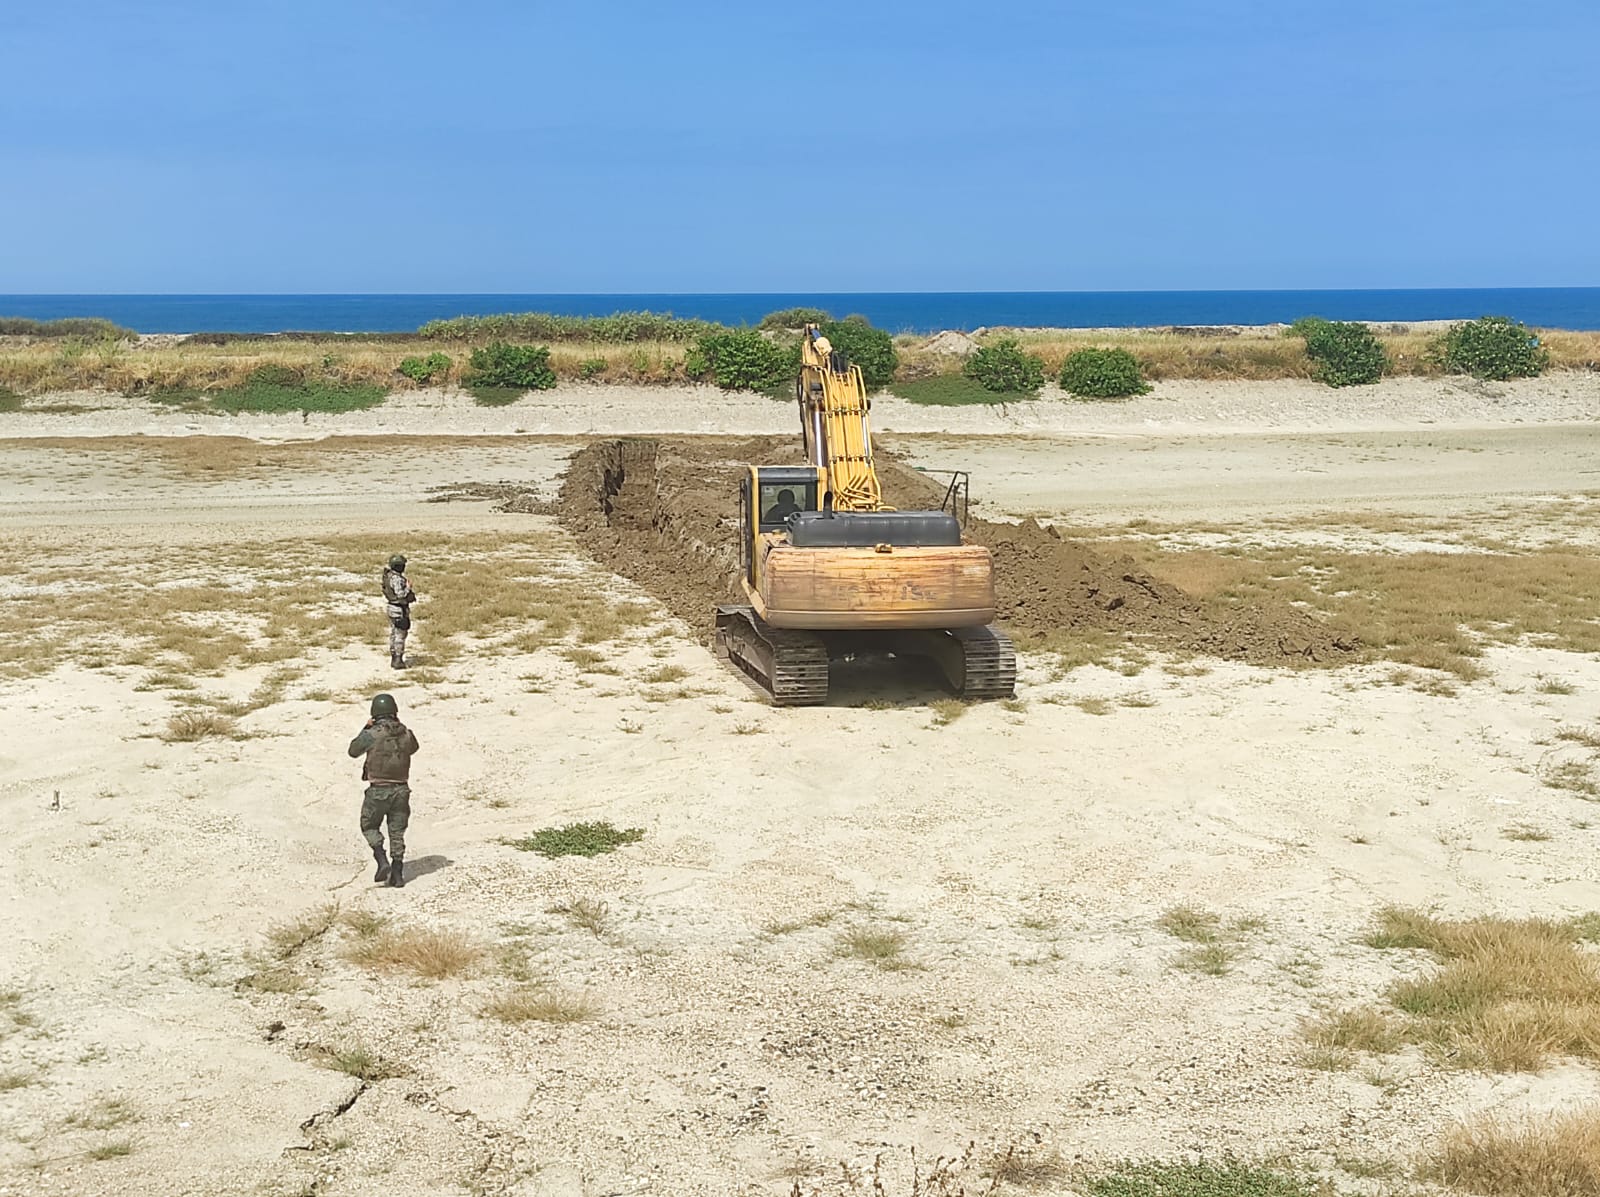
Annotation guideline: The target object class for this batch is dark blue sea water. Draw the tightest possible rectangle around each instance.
[3,290,1599,334]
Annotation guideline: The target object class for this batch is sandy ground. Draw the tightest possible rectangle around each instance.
[3,370,1599,441]
[5,391,1600,1196]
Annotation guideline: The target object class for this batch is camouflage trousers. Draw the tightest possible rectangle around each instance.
[360,784,411,857]
[388,619,409,660]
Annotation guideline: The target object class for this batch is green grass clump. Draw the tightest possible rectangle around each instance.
[502,821,645,858]
[893,375,1036,406]
[420,310,720,344]
[0,385,22,412]
[0,316,135,339]
[1086,1159,1325,1197]
[150,365,387,414]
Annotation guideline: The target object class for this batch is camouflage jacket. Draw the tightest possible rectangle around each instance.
[382,568,415,620]
[347,717,420,784]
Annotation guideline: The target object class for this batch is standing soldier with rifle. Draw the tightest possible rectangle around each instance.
[382,553,417,669]
[348,692,420,888]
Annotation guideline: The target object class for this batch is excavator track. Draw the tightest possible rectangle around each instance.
[714,606,830,706]
[950,624,1017,699]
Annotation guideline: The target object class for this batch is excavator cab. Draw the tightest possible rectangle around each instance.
[739,466,820,584]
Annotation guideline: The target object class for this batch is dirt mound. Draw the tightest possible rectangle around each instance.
[556,437,1360,667]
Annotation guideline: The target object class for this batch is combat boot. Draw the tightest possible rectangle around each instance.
[390,652,405,670]
[388,853,405,888]
[372,845,390,884]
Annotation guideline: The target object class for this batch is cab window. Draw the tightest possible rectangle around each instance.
[758,482,814,528]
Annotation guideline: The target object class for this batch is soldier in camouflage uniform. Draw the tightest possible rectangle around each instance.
[347,692,420,887]
[382,554,417,669]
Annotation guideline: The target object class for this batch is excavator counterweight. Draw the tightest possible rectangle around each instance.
[714,325,1017,705]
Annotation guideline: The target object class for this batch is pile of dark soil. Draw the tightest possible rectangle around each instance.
[555,437,1359,667]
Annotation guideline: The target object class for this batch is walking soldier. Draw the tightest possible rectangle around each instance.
[348,692,420,888]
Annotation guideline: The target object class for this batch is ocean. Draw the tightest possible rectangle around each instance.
[3,289,1599,334]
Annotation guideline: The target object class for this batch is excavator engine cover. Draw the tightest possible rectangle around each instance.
[787,510,961,548]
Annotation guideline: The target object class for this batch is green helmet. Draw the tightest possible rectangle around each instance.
[388,554,407,572]
[370,693,398,719]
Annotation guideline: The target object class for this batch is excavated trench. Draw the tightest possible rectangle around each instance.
[554,437,1360,670]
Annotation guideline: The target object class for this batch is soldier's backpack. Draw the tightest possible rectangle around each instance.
[365,720,413,783]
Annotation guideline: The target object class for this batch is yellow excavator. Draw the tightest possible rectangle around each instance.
[714,325,1016,705]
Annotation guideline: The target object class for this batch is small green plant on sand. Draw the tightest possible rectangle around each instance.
[397,352,451,384]
[1086,1158,1325,1196]
[502,821,645,858]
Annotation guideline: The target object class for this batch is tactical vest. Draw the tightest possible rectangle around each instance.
[365,720,413,783]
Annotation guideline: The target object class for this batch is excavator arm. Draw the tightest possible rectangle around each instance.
[798,325,884,513]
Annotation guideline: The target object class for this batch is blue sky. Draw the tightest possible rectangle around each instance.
[3,0,1596,292]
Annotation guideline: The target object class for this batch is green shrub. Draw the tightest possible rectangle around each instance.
[820,319,898,389]
[0,386,22,413]
[1299,320,1387,387]
[1058,347,1150,398]
[1439,315,1549,380]
[1285,316,1332,339]
[397,352,451,384]
[420,310,719,344]
[578,357,607,380]
[964,338,1045,393]
[690,328,793,391]
[466,342,557,391]
[758,306,831,330]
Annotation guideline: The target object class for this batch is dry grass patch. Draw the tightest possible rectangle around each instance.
[322,1043,403,1081]
[85,1138,137,1160]
[0,529,652,684]
[240,965,308,994]
[1158,905,1261,976]
[345,926,484,979]
[549,897,610,937]
[763,908,841,936]
[0,1069,38,1091]
[1543,759,1600,798]
[928,698,969,726]
[837,925,914,970]
[161,710,239,742]
[1557,726,1600,750]
[340,909,390,938]
[1104,538,1600,678]
[485,984,598,1024]
[1429,1108,1600,1197]
[65,1098,137,1131]
[983,1146,1071,1189]
[265,902,340,959]
[1344,906,1600,1071]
